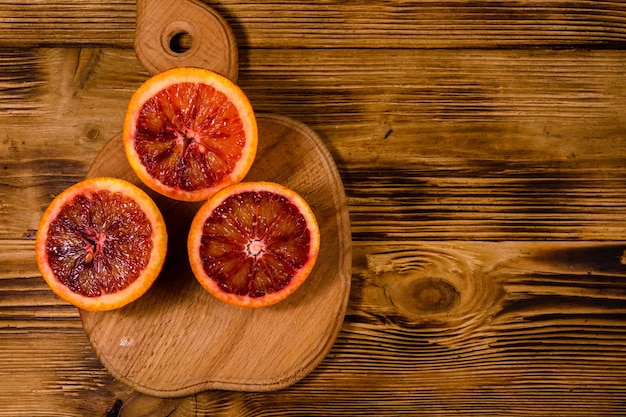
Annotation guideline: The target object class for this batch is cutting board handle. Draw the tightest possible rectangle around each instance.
[134,0,238,80]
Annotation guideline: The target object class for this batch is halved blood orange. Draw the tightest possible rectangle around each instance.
[187,181,320,308]
[35,177,168,312]
[123,67,258,202]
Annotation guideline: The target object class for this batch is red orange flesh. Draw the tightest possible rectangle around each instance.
[187,181,320,308]
[123,67,257,202]
[35,177,168,311]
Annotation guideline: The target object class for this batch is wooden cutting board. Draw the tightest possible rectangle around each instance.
[80,113,352,396]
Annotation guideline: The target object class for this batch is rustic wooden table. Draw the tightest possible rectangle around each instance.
[2,1,626,416]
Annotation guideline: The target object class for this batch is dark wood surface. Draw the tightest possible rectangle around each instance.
[2,1,626,416]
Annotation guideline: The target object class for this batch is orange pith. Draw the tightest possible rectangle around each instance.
[123,67,258,202]
[35,177,167,312]
[187,181,320,308]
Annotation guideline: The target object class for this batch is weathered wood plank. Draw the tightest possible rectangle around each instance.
[226,0,626,49]
[1,0,626,48]
[0,330,132,417]
[1,241,625,415]
[3,48,626,241]
[241,48,626,239]
[0,0,136,47]
[0,239,81,330]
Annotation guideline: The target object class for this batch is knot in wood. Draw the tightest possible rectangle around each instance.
[390,277,459,315]
[367,246,503,331]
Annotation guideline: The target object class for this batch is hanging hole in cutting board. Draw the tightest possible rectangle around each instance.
[162,21,196,57]
[169,31,193,54]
